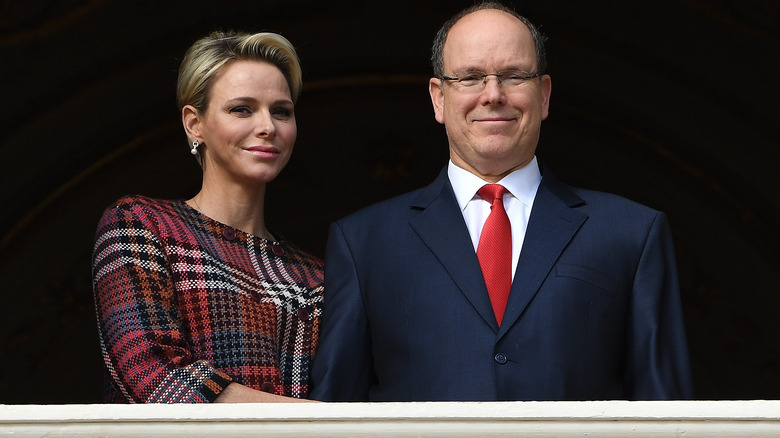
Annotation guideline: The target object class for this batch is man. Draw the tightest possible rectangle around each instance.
[311,2,692,401]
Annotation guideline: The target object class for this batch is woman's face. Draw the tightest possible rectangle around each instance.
[195,59,296,187]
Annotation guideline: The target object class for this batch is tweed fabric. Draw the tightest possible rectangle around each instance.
[92,195,323,403]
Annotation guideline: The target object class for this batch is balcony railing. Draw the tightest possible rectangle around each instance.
[2,400,779,436]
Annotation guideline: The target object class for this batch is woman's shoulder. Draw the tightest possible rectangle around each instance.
[97,195,188,232]
[280,240,324,268]
[108,195,180,214]
[99,195,189,221]
[271,240,324,286]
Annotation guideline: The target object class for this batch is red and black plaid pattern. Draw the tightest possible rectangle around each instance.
[92,195,323,403]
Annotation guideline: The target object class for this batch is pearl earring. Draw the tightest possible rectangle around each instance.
[190,139,199,155]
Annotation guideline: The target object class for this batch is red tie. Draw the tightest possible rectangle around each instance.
[477,184,512,326]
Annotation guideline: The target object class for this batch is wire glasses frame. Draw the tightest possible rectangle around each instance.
[440,70,541,92]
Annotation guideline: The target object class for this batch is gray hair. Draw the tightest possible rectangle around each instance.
[431,2,548,78]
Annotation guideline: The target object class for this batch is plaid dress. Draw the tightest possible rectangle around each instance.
[92,195,323,402]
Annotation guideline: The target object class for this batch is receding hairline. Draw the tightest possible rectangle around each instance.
[431,3,548,78]
[442,9,539,69]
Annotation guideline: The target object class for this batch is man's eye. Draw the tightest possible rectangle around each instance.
[459,75,482,85]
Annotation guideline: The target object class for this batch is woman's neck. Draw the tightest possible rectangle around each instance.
[187,182,273,241]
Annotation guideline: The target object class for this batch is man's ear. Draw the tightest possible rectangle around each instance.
[428,77,446,125]
[540,75,552,120]
[182,104,202,141]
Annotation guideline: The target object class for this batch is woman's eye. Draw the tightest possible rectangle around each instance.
[230,106,252,115]
[272,107,293,118]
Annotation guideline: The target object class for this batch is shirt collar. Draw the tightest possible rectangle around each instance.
[448,156,542,211]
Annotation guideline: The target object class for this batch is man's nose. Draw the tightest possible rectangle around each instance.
[480,75,506,102]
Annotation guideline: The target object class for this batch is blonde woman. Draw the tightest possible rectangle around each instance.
[92,31,322,403]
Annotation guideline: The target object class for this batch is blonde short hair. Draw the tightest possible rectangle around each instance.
[177,30,303,114]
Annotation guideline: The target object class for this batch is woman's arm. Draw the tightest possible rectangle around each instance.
[93,200,232,402]
[215,383,317,403]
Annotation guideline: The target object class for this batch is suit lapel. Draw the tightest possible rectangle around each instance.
[498,170,588,338]
[408,168,500,331]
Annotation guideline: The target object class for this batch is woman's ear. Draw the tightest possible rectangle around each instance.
[182,104,201,141]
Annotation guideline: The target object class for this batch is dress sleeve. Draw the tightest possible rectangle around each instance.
[92,202,232,402]
[623,211,694,399]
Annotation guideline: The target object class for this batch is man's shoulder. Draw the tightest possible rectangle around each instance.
[337,168,450,225]
[572,186,655,210]
[540,170,658,215]
[549,181,665,229]
[338,187,426,225]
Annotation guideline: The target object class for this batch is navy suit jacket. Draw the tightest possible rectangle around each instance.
[311,166,692,401]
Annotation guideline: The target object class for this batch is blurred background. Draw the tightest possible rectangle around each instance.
[0,0,777,403]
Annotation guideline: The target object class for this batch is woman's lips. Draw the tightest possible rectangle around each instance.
[245,145,279,158]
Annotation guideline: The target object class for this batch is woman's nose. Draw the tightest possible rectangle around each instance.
[255,112,276,137]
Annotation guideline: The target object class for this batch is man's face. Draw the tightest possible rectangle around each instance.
[429,9,552,182]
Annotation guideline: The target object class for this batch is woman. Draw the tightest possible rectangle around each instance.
[92,31,322,403]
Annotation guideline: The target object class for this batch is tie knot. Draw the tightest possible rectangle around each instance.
[477,184,508,203]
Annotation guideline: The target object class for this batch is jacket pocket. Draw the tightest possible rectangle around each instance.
[554,263,618,296]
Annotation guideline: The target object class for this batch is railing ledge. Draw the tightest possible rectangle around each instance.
[2,400,779,437]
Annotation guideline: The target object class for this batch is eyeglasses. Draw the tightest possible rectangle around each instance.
[440,70,541,92]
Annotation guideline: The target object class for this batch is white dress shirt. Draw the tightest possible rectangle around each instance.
[447,157,542,278]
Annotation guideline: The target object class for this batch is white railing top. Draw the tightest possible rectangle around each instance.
[2,400,779,437]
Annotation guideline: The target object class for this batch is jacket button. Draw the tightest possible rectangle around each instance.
[494,353,507,364]
[297,308,309,321]
[261,382,275,393]
[222,228,236,241]
[272,245,285,256]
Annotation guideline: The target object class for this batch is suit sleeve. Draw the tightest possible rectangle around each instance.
[623,212,693,399]
[310,221,376,401]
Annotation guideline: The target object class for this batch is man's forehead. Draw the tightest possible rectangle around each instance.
[444,11,533,52]
[448,9,530,39]
[443,13,536,71]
